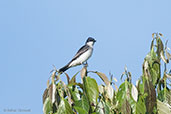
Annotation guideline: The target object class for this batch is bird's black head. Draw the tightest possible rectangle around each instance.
[86,37,96,43]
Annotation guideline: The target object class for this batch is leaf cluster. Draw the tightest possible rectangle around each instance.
[43,33,171,114]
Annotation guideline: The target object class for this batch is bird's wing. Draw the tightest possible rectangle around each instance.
[70,45,89,62]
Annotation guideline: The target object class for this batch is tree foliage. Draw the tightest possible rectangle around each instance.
[43,33,171,114]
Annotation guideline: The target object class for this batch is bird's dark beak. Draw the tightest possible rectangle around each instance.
[94,39,96,42]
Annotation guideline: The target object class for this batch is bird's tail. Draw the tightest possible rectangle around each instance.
[59,64,69,73]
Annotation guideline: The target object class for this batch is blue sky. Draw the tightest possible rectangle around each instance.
[0,0,171,114]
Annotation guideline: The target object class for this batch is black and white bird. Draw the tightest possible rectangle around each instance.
[58,37,96,73]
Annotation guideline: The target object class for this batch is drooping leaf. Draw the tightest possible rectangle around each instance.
[103,101,110,114]
[117,81,144,114]
[117,82,127,106]
[83,77,99,111]
[48,83,56,104]
[74,95,90,113]
[157,38,164,57]
[158,90,165,102]
[129,94,146,114]
[64,72,70,84]
[105,84,114,101]
[98,85,104,94]
[95,72,110,86]
[151,61,160,86]
[144,47,160,86]
[60,81,73,105]
[68,85,81,102]
[116,81,131,111]
[137,79,145,95]
[160,51,168,63]
[43,88,48,104]
[136,79,140,88]
[74,106,88,114]
[56,98,73,114]
[96,100,110,114]
[43,97,53,114]
[56,82,64,99]
[131,84,138,102]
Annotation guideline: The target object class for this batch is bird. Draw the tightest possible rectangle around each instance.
[58,37,96,73]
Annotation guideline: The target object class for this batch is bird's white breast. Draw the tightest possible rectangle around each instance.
[69,48,93,67]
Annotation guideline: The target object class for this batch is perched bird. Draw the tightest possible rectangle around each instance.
[58,37,96,73]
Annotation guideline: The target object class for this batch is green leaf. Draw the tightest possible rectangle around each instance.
[43,97,53,114]
[74,95,90,112]
[48,83,56,104]
[158,90,165,102]
[74,106,88,114]
[96,100,110,114]
[158,89,171,105]
[136,97,146,114]
[129,95,146,114]
[151,61,160,86]
[157,38,164,57]
[68,85,81,101]
[56,82,65,98]
[56,98,73,114]
[83,77,99,111]
[116,81,129,107]
[137,76,146,95]
[116,80,133,114]
[144,47,160,86]
[116,82,126,103]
